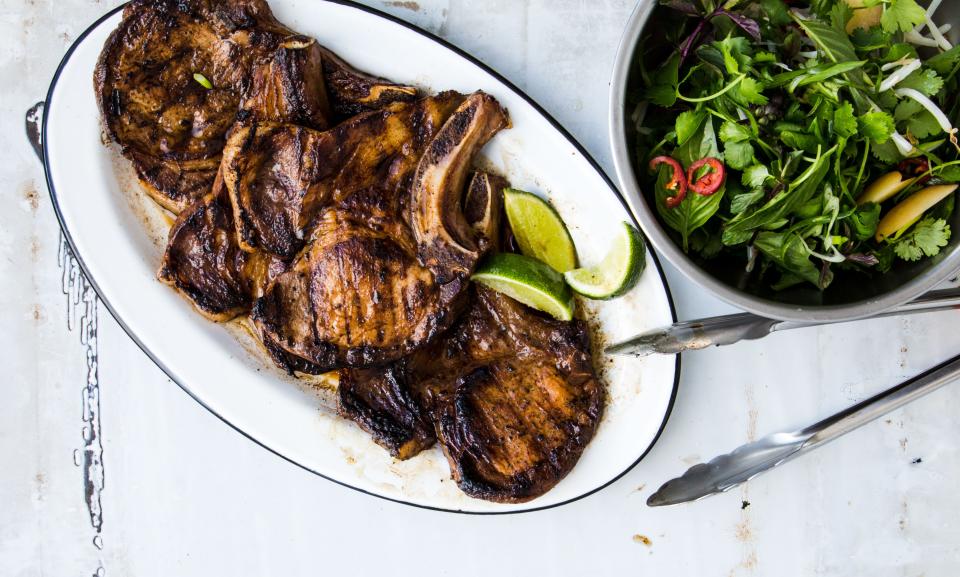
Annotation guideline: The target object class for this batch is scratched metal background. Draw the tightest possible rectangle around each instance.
[3,0,960,575]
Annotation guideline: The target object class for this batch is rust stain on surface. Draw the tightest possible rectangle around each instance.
[22,181,40,212]
[385,1,420,10]
[632,534,652,546]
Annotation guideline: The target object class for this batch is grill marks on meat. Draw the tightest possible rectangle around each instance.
[411,93,511,284]
[223,93,465,258]
[429,288,603,503]
[158,173,285,321]
[252,206,467,371]
[338,365,435,460]
[248,93,509,371]
[96,0,418,213]
[319,46,419,116]
[340,287,603,502]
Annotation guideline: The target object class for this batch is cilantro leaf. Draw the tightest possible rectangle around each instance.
[646,53,680,107]
[833,102,858,138]
[847,203,881,241]
[728,76,768,106]
[858,111,896,144]
[897,69,944,97]
[890,218,951,261]
[871,140,902,164]
[881,0,927,34]
[905,110,942,140]
[927,45,960,76]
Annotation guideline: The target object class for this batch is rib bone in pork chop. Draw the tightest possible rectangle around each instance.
[340,286,604,503]
[95,0,417,213]
[249,93,510,372]
[336,170,507,458]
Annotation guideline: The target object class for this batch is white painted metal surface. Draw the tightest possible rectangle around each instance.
[3,0,960,574]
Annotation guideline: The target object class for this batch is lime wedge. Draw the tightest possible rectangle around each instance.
[504,188,578,272]
[563,222,646,300]
[472,253,574,321]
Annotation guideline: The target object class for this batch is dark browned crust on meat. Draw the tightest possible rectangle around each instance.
[318,46,419,116]
[250,209,471,370]
[338,365,435,459]
[336,286,602,501]
[412,288,602,502]
[410,93,511,284]
[158,171,285,321]
[95,0,420,213]
[222,93,465,259]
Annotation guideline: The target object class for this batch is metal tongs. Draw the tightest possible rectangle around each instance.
[604,289,960,506]
[607,288,960,357]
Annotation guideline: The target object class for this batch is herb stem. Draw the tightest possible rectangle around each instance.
[677,74,747,103]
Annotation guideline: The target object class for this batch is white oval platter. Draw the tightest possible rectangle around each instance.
[44,0,680,513]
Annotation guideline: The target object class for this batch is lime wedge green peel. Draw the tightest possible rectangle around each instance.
[472,253,574,321]
[503,188,578,273]
[564,222,646,300]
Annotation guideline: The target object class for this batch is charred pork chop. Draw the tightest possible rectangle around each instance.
[336,171,507,457]
[95,0,417,213]
[158,173,286,321]
[222,92,466,258]
[249,93,510,372]
[340,286,603,502]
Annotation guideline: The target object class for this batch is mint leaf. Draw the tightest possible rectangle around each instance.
[719,120,752,143]
[724,139,756,170]
[792,12,858,63]
[891,218,951,261]
[858,111,896,144]
[881,0,927,34]
[833,102,858,138]
[742,165,771,190]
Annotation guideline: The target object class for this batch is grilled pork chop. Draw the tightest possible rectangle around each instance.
[250,93,509,372]
[222,92,466,258]
[95,0,417,213]
[158,173,286,321]
[341,286,603,502]
[337,171,507,458]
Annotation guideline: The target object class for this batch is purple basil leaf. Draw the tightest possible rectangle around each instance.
[679,18,710,64]
[715,10,761,41]
[660,0,701,16]
[845,253,880,267]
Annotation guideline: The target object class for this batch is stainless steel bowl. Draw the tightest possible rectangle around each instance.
[609,0,960,322]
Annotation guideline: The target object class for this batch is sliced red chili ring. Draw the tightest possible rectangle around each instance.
[897,157,932,185]
[649,156,688,208]
[687,157,726,196]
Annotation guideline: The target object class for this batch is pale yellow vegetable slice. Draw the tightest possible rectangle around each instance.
[876,184,958,241]
[844,0,882,33]
[857,171,916,205]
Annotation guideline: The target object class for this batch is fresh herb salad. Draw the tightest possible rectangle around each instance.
[635,0,960,291]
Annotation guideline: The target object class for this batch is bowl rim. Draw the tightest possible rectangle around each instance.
[608,0,960,322]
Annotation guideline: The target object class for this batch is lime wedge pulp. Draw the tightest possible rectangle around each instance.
[563,222,646,300]
[503,188,578,273]
[472,252,574,321]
